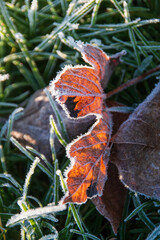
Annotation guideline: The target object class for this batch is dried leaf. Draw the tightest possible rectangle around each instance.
[111,82,160,200]
[51,43,127,205]
[51,43,124,118]
[12,89,96,159]
[106,100,130,135]
[64,111,112,203]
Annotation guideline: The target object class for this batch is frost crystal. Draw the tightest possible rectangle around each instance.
[6,202,66,227]
[0,74,9,82]
[31,0,38,11]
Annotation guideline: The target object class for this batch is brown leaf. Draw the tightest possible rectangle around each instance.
[106,100,130,135]
[92,162,127,234]
[111,82,160,200]
[12,89,95,159]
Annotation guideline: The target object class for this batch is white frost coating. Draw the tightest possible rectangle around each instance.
[58,31,65,39]
[145,18,160,23]
[14,32,24,40]
[22,157,40,200]
[56,170,61,176]
[56,50,67,59]
[123,1,128,21]
[67,36,79,48]
[6,201,66,227]
[66,0,76,16]
[111,50,127,58]
[56,170,68,194]
[72,39,86,53]
[39,233,58,240]
[145,80,160,102]
[67,23,79,30]
[107,105,134,113]
[17,199,26,212]
[61,37,86,54]
[0,74,9,82]
[90,38,102,46]
[31,0,38,11]
[21,5,26,11]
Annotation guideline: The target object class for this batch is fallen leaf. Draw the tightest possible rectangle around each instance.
[51,42,124,204]
[64,111,112,203]
[12,89,96,159]
[51,43,124,118]
[106,100,130,135]
[111,81,160,200]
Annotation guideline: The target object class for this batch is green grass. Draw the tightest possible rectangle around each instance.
[0,0,160,239]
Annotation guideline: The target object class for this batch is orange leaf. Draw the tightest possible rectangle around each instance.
[51,42,124,204]
[51,43,118,118]
[64,111,112,203]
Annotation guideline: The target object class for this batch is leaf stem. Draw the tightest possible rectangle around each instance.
[106,64,160,99]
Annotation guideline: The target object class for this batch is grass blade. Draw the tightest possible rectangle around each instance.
[45,88,68,142]
[146,225,160,240]
[54,159,59,205]
[132,194,155,231]
[125,201,153,222]
[70,229,100,240]
[10,137,54,179]
[22,157,40,201]
[90,0,102,27]
[35,0,96,51]
[50,115,67,147]
[0,0,45,88]
[123,1,141,65]
[57,170,87,240]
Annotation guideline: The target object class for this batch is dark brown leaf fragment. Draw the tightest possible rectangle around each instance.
[111,82,160,200]
[12,89,96,159]
[92,162,127,234]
